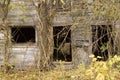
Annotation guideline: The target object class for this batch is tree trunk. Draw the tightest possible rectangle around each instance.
[2,0,11,73]
[37,1,55,70]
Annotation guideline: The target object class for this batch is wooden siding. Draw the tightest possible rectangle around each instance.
[0,0,119,68]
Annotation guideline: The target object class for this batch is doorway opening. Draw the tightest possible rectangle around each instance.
[92,25,113,61]
[53,26,72,62]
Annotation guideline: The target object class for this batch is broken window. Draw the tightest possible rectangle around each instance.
[53,26,72,62]
[92,25,113,61]
[11,26,35,43]
[56,0,71,11]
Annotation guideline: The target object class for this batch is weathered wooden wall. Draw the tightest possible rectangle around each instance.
[0,0,120,69]
[0,0,40,68]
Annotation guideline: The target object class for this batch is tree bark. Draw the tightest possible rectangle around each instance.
[37,0,55,70]
[2,0,11,73]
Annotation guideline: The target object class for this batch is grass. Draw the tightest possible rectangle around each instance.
[0,55,120,80]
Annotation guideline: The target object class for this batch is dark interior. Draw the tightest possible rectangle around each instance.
[92,25,113,61]
[53,26,72,62]
[11,26,35,43]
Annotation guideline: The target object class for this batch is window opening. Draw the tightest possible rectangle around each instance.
[11,26,35,43]
[53,26,72,62]
[92,25,113,61]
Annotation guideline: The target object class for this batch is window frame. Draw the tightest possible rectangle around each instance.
[91,25,113,61]
[10,26,37,46]
[53,25,72,62]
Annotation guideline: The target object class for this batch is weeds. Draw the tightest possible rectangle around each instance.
[0,55,120,80]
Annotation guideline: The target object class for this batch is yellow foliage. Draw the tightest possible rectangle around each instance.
[60,0,65,5]
[95,73,105,80]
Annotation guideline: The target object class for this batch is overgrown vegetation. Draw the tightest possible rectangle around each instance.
[0,55,120,80]
[0,0,120,80]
